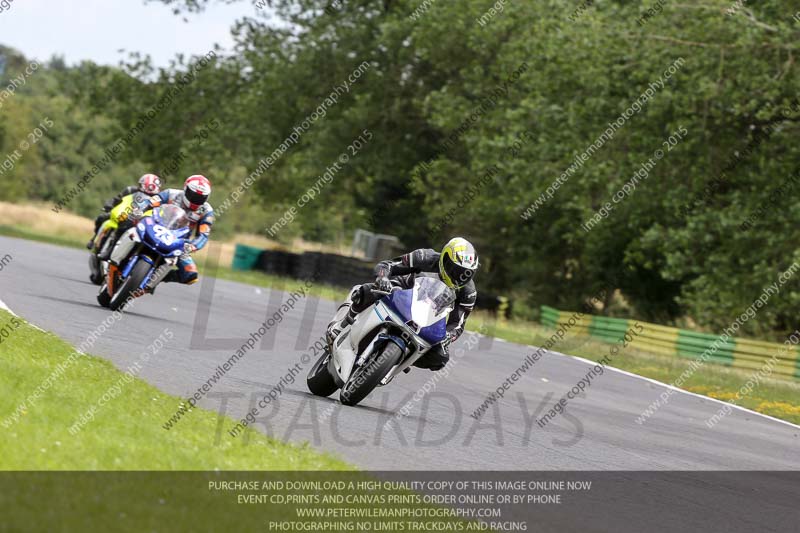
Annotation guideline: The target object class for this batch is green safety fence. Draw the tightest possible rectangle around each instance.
[541,305,800,379]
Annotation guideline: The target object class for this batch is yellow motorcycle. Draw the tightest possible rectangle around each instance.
[88,192,153,285]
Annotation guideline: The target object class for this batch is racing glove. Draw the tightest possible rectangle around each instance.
[375,276,392,293]
[441,331,458,349]
[184,242,197,254]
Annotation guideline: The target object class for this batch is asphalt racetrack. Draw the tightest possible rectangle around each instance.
[1,236,798,471]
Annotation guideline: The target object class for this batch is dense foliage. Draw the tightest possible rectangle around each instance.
[1,0,799,340]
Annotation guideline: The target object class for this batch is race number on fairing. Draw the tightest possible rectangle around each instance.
[153,225,174,245]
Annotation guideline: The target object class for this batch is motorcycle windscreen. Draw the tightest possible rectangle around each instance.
[141,206,192,255]
[153,204,191,230]
[411,277,454,343]
[385,277,455,340]
[410,277,454,325]
[386,287,414,321]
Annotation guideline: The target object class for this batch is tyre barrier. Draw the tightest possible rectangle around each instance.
[541,305,800,378]
[232,244,510,315]
[231,244,262,271]
[246,247,377,289]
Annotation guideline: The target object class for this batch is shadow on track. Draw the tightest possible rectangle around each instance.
[30,294,186,326]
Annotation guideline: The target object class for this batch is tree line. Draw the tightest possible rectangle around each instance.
[1,0,798,340]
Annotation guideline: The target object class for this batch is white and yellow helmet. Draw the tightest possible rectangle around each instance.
[439,237,479,289]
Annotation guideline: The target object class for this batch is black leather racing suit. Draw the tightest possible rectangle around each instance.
[350,248,477,370]
[93,185,139,233]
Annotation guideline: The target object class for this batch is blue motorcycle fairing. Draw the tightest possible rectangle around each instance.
[120,213,191,289]
[385,287,413,319]
[418,320,447,345]
[383,289,448,344]
[137,220,190,256]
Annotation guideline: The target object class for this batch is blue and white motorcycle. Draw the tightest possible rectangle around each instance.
[307,276,456,406]
[97,204,192,311]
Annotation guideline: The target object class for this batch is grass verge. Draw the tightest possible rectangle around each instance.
[0,224,86,250]
[0,309,351,470]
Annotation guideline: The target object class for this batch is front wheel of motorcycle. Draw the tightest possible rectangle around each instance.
[88,254,104,285]
[340,342,403,406]
[109,259,151,311]
[97,283,111,308]
[307,349,338,397]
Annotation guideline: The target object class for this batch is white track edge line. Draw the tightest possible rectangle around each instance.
[0,298,46,332]
[550,349,800,431]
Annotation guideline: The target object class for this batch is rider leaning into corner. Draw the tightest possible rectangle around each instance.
[326,237,479,371]
[144,174,214,289]
[86,173,162,250]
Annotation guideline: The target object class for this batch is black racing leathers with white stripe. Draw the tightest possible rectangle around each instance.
[374,248,477,343]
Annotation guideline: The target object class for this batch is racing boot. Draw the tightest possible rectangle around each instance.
[326,286,362,345]
[87,227,103,250]
[97,229,123,261]
[88,214,107,249]
[131,265,175,298]
[326,303,354,346]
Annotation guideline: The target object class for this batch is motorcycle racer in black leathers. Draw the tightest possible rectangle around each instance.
[327,237,479,371]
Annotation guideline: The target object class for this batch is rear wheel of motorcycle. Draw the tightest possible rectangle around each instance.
[109,260,150,311]
[307,350,338,397]
[340,342,403,406]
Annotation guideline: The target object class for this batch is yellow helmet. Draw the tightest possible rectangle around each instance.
[439,237,479,289]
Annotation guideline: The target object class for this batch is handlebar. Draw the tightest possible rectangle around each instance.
[371,286,398,296]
